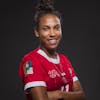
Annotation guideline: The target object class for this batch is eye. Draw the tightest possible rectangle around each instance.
[42,27,49,31]
[54,25,61,30]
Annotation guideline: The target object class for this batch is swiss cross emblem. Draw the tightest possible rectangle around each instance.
[48,69,60,78]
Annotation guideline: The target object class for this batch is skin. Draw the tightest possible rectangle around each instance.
[30,14,86,100]
[35,14,62,58]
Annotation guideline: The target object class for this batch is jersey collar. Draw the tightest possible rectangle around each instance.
[37,49,60,64]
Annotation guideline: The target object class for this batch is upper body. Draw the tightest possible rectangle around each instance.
[19,48,80,100]
[19,0,86,100]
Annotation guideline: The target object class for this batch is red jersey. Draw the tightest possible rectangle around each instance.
[19,48,78,100]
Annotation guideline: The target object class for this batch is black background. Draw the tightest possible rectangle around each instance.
[0,0,100,100]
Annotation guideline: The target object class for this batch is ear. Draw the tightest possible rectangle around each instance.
[34,29,39,38]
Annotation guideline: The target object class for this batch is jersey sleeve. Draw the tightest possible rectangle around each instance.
[19,55,46,92]
[63,55,78,82]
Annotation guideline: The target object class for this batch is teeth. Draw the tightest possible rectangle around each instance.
[49,39,56,44]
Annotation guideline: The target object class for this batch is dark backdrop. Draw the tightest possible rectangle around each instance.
[0,0,100,100]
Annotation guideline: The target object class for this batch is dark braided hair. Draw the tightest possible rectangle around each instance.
[34,0,62,30]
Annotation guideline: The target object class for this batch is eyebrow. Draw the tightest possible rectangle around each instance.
[42,24,61,28]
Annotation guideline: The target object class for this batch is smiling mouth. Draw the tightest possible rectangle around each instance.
[48,39,57,45]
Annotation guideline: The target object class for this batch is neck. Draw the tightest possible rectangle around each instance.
[39,47,57,58]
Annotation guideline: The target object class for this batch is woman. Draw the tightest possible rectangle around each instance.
[19,0,86,100]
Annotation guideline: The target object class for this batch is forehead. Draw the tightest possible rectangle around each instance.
[39,14,61,26]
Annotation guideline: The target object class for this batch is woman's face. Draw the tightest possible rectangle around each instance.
[35,14,62,50]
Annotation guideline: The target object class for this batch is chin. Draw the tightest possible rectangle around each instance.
[47,45,58,50]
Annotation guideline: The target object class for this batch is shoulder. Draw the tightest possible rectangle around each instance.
[19,48,41,75]
[58,53,72,66]
[20,48,40,64]
[58,53,70,61]
[23,48,39,59]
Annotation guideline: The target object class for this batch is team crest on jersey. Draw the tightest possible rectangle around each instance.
[48,69,60,78]
[23,61,33,75]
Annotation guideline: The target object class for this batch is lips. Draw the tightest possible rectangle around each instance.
[48,39,57,45]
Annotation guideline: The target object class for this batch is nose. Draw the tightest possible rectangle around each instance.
[49,29,56,37]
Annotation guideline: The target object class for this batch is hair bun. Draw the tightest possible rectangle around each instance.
[36,0,55,11]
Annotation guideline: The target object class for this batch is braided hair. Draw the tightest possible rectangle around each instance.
[34,0,62,30]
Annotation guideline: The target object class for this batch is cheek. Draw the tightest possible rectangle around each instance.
[58,32,62,40]
[39,34,48,43]
[39,30,49,37]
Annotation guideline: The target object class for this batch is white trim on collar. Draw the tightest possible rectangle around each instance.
[37,49,60,64]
